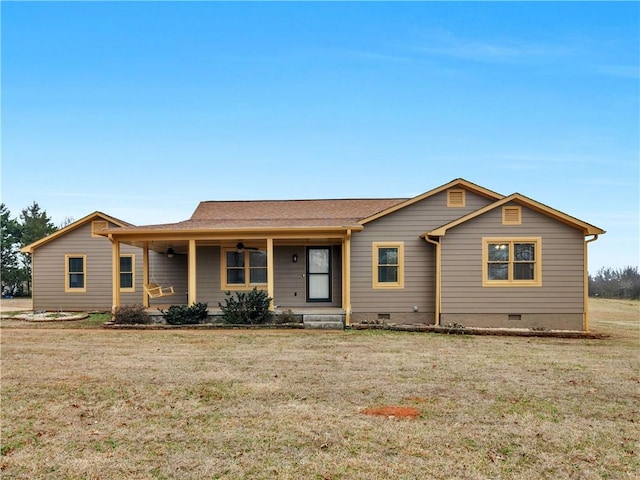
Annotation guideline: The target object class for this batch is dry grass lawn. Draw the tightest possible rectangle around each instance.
[1,298,638,479]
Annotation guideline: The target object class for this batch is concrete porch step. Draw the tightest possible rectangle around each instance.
[303,314,345,330]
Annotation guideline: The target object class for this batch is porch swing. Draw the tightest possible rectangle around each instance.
[143,282,175,299]
[143,249,175,299]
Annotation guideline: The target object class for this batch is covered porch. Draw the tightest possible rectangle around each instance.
[105,228,357,325]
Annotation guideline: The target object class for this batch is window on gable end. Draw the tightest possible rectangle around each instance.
[65,255,87,292]
[120,254,135,292]
[482,238,542,287]
[502,206,522,225]
[447,189,465,207]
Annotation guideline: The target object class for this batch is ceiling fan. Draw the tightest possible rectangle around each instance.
[235,242,259,253]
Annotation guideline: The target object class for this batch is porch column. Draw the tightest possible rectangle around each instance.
[110,236,121,312]
[343,230,352,325]
[188,239,197,306]
[142,242,149,308]
[267,237,274,310]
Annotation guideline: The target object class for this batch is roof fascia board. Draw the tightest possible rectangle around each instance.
[359,178,504,225]
[105,225,363,242]
[20,211,131,253]
[424,194,605,237]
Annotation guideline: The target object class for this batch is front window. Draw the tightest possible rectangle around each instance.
[223,248,267,289]
[65,255,86,292]
[373,242,404,288]
[120,255,135,292]
[483,238,541,286]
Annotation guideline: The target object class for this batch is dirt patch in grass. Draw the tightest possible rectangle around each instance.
[361,405,421,419]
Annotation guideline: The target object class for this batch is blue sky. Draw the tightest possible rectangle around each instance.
[2,1,638,271]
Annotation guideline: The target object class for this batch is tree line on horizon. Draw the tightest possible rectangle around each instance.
[1,202,639,300]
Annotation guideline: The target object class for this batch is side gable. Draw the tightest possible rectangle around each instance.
[20,212,133,254]
[359,178,504,225]
[423,193,605,237]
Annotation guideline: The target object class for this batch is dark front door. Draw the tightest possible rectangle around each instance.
[306,247,331,302]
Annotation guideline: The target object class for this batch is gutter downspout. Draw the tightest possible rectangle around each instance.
[583,234,599,332]
[424,236,441,326]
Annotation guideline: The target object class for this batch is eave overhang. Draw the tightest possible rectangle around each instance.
[99,224,364,242]
[20,211,133,254]
[421,193,606,238]
[360,178,504,225]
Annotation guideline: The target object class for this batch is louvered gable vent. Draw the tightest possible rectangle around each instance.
[502,206,522,225]
[447,189,465,207]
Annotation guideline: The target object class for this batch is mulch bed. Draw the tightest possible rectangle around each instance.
[349,323,610,339]
[1,312,88,322]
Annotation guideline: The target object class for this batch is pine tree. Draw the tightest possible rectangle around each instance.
[0,204,22,295]
[19,202,57,293]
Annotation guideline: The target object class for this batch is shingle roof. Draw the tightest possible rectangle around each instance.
[191,198,407,224]
[110,198,408,232]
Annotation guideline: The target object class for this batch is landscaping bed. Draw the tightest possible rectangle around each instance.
[349,323,610,339]
[1,311,88,322]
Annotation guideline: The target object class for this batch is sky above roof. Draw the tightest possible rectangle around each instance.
[1,1,638,271]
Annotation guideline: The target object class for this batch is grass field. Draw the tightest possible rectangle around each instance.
[1,298,638,479]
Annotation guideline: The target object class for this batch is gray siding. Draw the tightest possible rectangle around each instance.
[274,245,342,308]
[350,189,494,320]
[440,202,585,318]
[273,245,307,307]
[193,244,342,308]
[32,222,143,311]
[148,252,188,307]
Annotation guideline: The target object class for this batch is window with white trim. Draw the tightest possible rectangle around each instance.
[483,238,542,286]
[222,248,267,289]
[65,255,86,292]
[373,242,404,288]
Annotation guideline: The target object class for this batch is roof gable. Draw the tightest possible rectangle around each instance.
[423,193,605,237]
[359,178,504,225]
[20,211,133,254]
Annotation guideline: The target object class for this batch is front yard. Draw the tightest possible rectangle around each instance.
[0,299,638,479]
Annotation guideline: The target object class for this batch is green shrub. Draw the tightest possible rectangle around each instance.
[113,304,150,325]
[219,288,273,324]
[160,302,209,325]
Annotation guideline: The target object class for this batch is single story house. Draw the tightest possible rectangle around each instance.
[21,178,604,331]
